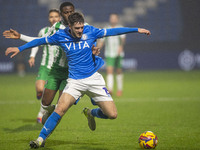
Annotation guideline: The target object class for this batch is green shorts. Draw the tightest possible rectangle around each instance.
[45,66,68,91]
[106,56,123,68]
[36,66,50,81]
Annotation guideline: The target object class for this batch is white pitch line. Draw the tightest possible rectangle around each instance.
[0,97,199,105]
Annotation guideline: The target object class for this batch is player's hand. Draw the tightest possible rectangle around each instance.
[5,47,20,58]
[28,57,35,67]
[3,29,21,39]
[92,45,100,56]
[138,28,151,36]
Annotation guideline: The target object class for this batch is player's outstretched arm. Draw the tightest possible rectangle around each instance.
[105,27,151,37]
[138,28,151,35]
[3,29,20,39]
[5,47,20,58]
[5,37,47,59]
[3,29,40,67]
[19,37,47,52]
[3,29,39,42]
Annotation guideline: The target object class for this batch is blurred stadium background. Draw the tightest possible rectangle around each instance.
[0,0,200,74]
[0,1,200,149]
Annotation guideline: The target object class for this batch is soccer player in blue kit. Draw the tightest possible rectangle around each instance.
[5,12,151,148]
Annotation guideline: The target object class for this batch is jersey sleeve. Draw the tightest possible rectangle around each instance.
[45,32,60,45]
[105,27,138,37]
[90,26,107,39]
[29,28,45,57]
[117,25,126,39]
[18,37,47,52]
[20,34,38,42]
[30,47,39,57]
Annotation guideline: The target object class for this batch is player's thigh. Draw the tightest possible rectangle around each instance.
[59,78,67,91]
[55,93,76,117]
[35,66,50,91]
[86,73,116,118]
[63,78,86,103]
[45,74,60,91]
[116,56,123,72]
[96,101,117,119]
[106,57,115,74]
[58,90,63,99]
[42,88,57,106]
[36,66,50,81]
[87,73,112,99]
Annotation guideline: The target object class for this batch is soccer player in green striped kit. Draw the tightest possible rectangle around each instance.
[4,8,66,123]
[98,14,126,97]
[3,2,100,123]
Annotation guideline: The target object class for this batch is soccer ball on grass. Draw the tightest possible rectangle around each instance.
[138,131,158,149]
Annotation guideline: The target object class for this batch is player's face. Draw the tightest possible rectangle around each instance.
[109,14,119,26]
[61,6,75,23]
[70,22,84,38]
[49,12,61,26]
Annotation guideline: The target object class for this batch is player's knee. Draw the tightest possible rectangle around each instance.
[55,106,65,117]
[108,112,117,119]
[41,99,51,106]
[36,86,44,93]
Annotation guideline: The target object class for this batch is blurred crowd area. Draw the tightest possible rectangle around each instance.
[0,0,200,75]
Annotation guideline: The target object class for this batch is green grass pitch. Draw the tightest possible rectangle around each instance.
[0,70,200,150]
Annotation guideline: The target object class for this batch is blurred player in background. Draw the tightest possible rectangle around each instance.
[98,14,126,97]
[3,2,100,124]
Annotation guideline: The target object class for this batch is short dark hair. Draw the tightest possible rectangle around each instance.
[68,12,84,26]
[59,2,74,12]
[49,9,60,15]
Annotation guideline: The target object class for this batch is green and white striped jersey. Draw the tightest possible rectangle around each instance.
[38,22,67,69]
[44,21,65,37]
[100,25,126,58]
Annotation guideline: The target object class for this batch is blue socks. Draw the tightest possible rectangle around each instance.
[91,108,108,119]
[38,109,107,140]
[39,112,61,140]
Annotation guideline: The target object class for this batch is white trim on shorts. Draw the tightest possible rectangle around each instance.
[63,72,113,102]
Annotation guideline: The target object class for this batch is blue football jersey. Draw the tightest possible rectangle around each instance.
[18,24,138,79]
[45,25,106,79]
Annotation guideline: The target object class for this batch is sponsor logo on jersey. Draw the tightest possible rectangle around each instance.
[64,41,90,50]
[82,34,87,40]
